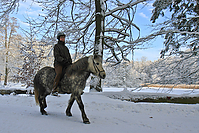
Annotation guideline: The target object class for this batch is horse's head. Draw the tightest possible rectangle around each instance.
[88,55,106,79]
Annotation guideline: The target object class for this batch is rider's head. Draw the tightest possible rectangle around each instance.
[57,32,66,42]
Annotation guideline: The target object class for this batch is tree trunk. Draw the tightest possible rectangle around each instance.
[4,58,8,86]
[132,49,134,68]
[94,0,105,56]
[4,24,8,86]
[90,0,105,92]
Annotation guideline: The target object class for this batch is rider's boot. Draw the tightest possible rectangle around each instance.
[52,82,59,96]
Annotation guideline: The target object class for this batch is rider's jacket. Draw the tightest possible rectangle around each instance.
[53,41,72,67]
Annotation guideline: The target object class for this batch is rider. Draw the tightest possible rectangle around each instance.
[52,32,72,96]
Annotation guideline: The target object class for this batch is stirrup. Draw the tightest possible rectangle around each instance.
[52,92,59,96]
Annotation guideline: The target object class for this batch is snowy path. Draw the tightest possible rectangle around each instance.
[0,93,199,133]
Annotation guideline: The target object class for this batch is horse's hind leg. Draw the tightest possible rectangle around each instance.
[75,95,90,124]
[43,98,47,108]
[38,95,48,115]
[66,94,75,116]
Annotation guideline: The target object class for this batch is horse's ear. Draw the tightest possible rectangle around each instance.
[94,54,102,59]
[94,54,98,59]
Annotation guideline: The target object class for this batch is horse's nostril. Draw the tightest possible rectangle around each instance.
[103,74,106,79]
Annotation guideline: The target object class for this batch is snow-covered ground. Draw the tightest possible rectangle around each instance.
[0,82,199,133]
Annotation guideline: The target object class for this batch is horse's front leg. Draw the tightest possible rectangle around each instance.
[66,94,75,116]
[75,95,90,124]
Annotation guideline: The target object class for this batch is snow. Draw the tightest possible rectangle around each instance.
[1,83,199,133]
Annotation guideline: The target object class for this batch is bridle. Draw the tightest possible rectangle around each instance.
[92,58,105,78]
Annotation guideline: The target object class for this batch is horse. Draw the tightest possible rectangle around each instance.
[34,55,106,124]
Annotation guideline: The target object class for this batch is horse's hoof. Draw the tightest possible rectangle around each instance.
[66,112,72,117]
[42,112,48,115]
[41,110,48,115]
[83,120,90,124]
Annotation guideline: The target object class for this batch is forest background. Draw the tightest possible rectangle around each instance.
[0,0,198,89]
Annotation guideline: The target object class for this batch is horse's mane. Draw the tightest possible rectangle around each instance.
[67,56,89,75]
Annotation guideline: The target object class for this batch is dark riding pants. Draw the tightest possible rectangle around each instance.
[53,65,63,90]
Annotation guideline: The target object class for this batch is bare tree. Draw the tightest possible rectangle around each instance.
[121,0,199,86]
[0,16,20,85]
[27,0,147,61]
[30,0,147,91]
[0,0,148,90]
[144,55,199,85]
[0,0,21,20]
[15,18,48,88]
[133,0,199,58]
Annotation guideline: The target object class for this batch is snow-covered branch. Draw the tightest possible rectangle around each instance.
[0,0,20,20]
[0,0,150,64]
[105,0,147,16]
[105,28,129,36]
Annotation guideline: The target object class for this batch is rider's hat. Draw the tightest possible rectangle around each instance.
[57,32,66,40]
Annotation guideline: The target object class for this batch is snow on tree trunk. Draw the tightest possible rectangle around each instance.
[90,0,105,92]
[4,24,8,86]
[94,0,105,56]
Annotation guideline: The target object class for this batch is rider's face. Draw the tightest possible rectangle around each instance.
[60,36,65,42]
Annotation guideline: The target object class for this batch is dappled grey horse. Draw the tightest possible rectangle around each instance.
[34,55,106,124]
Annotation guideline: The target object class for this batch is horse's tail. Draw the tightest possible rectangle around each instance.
[34,75,39,105]
[34,86,39,105]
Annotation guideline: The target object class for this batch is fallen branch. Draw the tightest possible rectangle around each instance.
[141,84,199,89]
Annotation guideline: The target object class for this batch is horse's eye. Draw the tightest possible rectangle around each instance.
[96,63,99,65]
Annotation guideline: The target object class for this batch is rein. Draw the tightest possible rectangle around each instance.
[92,58,105,78]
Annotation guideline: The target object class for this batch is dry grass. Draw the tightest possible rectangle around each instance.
[141,83,199,89]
